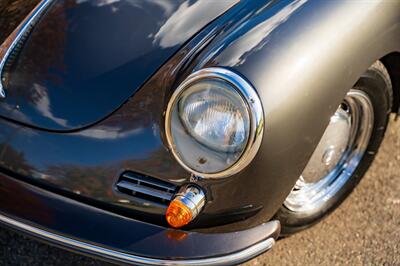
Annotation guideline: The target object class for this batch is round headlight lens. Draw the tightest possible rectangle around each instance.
[178,79,250,153]
[166,68,264,178]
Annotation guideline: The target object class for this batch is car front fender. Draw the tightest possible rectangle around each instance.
[187,0,400,228]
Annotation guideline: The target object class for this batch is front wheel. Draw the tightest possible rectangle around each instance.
[275,61,393,235]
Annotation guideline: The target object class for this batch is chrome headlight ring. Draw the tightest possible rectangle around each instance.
[165,67,264,178]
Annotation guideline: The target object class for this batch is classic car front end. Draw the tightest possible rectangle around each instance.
[0,0,399,265]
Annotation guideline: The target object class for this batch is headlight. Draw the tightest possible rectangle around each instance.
[178,79,250,153]
[165,67,264,178]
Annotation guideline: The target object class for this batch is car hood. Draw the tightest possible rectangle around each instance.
[0,0,236,131]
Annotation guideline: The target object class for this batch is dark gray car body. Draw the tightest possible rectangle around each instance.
[0,0,399,264]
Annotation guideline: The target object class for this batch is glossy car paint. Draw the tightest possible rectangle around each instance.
[0,0,399,258]
[0,0,252,229]
[0,0,236,131]
[191,0,400,229]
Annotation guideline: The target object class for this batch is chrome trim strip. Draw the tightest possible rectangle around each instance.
[0,213,275,265]
[0,0,55,98]
[165,67,264,178]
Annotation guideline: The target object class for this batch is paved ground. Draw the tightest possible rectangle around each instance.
[0,116,399,265]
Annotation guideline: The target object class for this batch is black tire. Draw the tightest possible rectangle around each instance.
[274,60,393,236]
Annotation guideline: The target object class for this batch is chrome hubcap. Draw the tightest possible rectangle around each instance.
[284,89,374,213]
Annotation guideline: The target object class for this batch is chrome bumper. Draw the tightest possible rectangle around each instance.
[0,213,276,265]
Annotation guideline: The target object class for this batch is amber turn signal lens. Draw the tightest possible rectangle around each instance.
[165,185,205,228]
[166,200,193,228]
